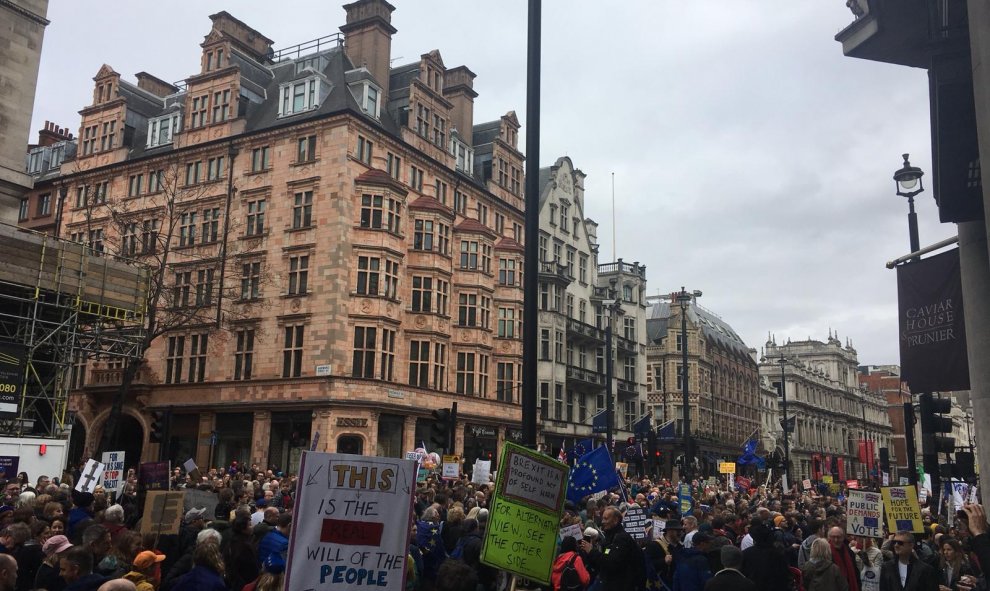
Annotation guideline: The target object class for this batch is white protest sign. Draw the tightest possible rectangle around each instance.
[652,518,665,540]
[802,479,812,490]
[404,451,420,461]
[441,455,460,480]
[472,459,491,485]
[100,451,126,498]
[846,490,883,538]
[285,452,416,591]
[622,505,649,540]
[183,458,198,474]
[558,523,583,541]
[882,472,890,486]
[76,459,105,494]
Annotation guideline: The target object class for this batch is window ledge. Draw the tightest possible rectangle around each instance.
[281,292,311,299]
[239,230,270,241]
[290,158,320,168]
[285,225,315,234]
[244,169,270,177]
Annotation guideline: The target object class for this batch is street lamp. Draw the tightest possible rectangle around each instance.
[893,154,924,258]
[777,354,791,491]
[673,287,701,480]
[603,281,625,454]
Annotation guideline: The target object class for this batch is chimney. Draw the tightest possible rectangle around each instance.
[340,0,396,99]
[37,121,72,147]
[135,72,179,98]
[208,11,274,62]
[443,66,478,146]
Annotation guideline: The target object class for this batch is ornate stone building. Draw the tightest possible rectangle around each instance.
[24,2,531,471]
[760,335,893,483]
[535,156,649,453]
[645,296,761,477]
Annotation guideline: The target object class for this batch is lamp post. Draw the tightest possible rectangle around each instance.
[674,287,701,480]
[603,282,624,453]
[777,354,791,491]
[893,154,924,260]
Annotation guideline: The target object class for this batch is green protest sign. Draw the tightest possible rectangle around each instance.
[480,442,568,585]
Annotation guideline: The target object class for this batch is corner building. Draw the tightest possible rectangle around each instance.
[51,2,527,470]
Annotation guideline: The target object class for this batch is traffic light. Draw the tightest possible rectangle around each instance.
[430,405,455,452]
[919,393,955,454]
[150,411,166,443]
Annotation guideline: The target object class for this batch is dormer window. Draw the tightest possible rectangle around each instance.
[26,148,48,174]
[147,112,181,148]
[296,55,328,75]
[278,77,322,117]
[50,144,65,168]
[349,81,381,119]
[450,135,474,175]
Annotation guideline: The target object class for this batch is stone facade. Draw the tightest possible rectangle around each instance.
[31,2,529,471]
[645,296,761,477]
[760,336,893,483]
[0,0,49,222]
[535,156,650,454]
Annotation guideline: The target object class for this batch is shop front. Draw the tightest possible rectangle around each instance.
[463,424,498,471]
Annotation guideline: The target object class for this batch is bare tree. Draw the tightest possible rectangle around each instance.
[67,150,266,453]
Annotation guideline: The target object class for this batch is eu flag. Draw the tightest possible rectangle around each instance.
[568,438,594,462]
[415,520,447,580]
[567,446,620,504]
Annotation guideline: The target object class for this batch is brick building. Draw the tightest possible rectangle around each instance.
[28,1,530,471]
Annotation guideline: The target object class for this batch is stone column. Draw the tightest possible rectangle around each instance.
[196,412,215,469]
[314,409,332,453]
[404,416,418,454]
[251,411,271,467]
[454,420,465,457]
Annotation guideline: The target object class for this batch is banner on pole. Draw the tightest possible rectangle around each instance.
[881,486,924,534]
[441,455,460,480]
[897,249,970,392]
[480,442,568,585]
[718,462,736,474]
[138,462,170,491]
[141,491,184,536]
[284,452,416,591]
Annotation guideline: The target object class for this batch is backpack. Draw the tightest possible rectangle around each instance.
[560,554,584,591]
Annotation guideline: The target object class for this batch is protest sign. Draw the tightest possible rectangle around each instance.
[472,459,491,485]
[847,480,860,489]
[882,472,890,486]
[846,490,883,538]
[882,485,924,533]
[441,455,460,480]
[141,491,184,536]
[822,475,833,484]
[100,451,125,499]
[184,488,220,519]
[718,462,736,474]
[622,505,649,540]
[802,479,812,490]
[899,477,909,486]
[678,483,693,514]
[653,518,665,540]
[284,452,416,591]
[404,451,419,461]
[481,442,568,585]
[735,476,751,491]
[615,462,628,478]
[138,462,170,491]
[559,523,583,541]
[0,457,19,481]
[76,458,105,494]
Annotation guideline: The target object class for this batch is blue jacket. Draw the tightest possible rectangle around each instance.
[67,507,92,538]
[673,546,712,591]
[171,565,226,591]
[258,528,289,567]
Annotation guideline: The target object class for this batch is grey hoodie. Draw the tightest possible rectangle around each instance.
[798,533,818,567]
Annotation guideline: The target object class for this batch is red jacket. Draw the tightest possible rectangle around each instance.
[551,551,591,590]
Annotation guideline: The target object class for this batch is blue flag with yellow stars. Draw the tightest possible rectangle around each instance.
[415,520,446,581]
[567,445,620,504]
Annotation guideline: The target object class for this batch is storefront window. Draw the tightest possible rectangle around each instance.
[377,414,404,457]
[269,411,312,475]
[214,413,252,470]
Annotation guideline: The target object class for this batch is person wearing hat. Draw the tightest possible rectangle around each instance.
[67,491,94,542]
[123,550,165,591]
[578,506,645,591]
[646,519,682,589]
[177,508,207,559]
[35,534,72,591]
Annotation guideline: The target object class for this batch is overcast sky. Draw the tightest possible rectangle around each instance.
[30,1,954,366]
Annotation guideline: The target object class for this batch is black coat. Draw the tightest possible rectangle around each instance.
[585,523,644,591]
[704,569,757,591]
[878,557,939,591]
[742,542,792,591]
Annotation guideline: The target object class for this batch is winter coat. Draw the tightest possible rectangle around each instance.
[170,565,226,591]
[585,523,644,591]
[551,550,591,591]
[674,546,713,591]
[122,570,157,591]
[801,558,849,591]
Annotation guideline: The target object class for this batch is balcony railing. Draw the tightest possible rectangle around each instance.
[539,261,573,285]
[566,318,605,343]
[614,334,638,354]
[616,378,638,397]
[566,365,605,389]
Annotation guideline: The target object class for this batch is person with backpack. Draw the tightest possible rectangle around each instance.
[552,537,591,591]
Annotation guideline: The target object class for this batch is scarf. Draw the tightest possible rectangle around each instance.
[831,545,859,591]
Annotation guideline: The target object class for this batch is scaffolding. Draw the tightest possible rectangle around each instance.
[0,222,149,438]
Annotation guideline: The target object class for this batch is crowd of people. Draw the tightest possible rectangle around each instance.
[0,461,982,591]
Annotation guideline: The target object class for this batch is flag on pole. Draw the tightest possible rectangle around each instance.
[656,419,676,442]
[591,409,608,434]
[633,413,653,437]
[566,446,620,504]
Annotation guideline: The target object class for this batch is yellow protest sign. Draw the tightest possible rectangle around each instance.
[881,485,924,534]
[718,462,736,474]
[823,475,833,484]
[481,442,568,585]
